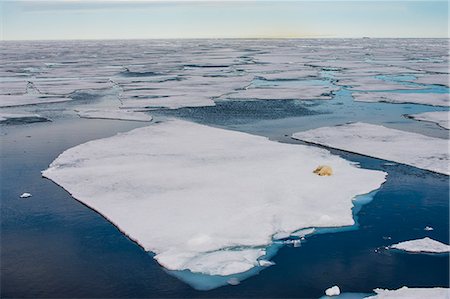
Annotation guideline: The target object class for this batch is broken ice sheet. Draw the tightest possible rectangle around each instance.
[43,119,385,289]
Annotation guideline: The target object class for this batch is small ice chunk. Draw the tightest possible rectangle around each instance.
[325,285,341,296]
[258,260,274,267]
[227,278,240,286]
[20,192,32,198]
[390,237,450,253]
[424,226,434,231]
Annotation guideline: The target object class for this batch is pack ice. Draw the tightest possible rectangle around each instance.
[293,123,449,175]
[43,120,386,280]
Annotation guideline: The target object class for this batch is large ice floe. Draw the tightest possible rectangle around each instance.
[390,237,450,253]
[293,122,449,175]
[406,111,449,130]
[365,287,449,298]
[43,119,386,289]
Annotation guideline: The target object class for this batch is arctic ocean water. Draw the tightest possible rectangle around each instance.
[1,39,449,298]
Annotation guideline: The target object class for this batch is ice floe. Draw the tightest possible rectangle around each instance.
[43,119,385,279]
[365,286,449,298]
[325,285,341,296]
[406,111,449,130]
[390,237,450,253]
[292,122,449,175]
[352,92,449,107]
[19,193,32,198]
[76,109,152,122]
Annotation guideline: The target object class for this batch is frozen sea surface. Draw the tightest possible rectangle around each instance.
[1,38,449,298]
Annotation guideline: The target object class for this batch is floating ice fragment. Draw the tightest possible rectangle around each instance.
[325,285,341,296]
[227,278,240,286]
[390,237,450,253]
[424,226,434,231]
[20,193,32,198]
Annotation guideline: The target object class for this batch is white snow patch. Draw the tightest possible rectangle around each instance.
[325,285,341,296]
[407,111,449,130]
[43,119,385,277]
[390,237,450,253]
[292,122,449,175]
[76,109,152,122]
[366,286,449,298]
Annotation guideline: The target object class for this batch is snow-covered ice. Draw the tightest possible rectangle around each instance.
[406,111,449,130]
[0,94,69,108]
[43,119,385,278]
[390,237,450,253]
[424,226,434,231]
[292,122,449,175]
[365,286,449,298]
[19,193,32,198]
[76,109,152,122]
[352,92,449,107]
[325,285,341,296]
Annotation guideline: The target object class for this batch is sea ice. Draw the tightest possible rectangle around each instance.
[292,122,449,175]
[406,111,449,130]
[76,109,152,122]
[366,286,449,298]
[325,285,341,296]
[43,119,385,279]
[352,92,449,107]
[0,94,69,108]
[390,237,450,253]
[20,193,32,198]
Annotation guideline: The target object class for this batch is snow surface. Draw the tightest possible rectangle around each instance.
[352,92,449,107]
[43,119,385,277]
[390,237,450,253]
[406,111,449,130]
[325,285,341,296]
[76,109,153,122]
[366,286,449,298]
[20,193,32,198]
[292,122,449,175]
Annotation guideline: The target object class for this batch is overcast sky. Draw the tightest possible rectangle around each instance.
[1,1,448,40]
